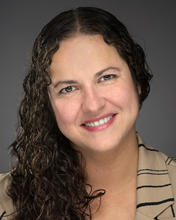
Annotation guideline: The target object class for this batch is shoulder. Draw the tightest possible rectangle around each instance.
[0,173,14,219]
[164,155,176,197]
[143,144,176,196]
[137,135,176,174]
[137,134,176,192]
[137,139,176,218]
[0,173,12,203]
[159,152,176,217]
[143,143,176,176]
[154,148,176,176]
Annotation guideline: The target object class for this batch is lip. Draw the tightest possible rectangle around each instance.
[82,113,116,124]
[81,113,117,132]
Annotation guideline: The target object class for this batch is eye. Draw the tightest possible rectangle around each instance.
[59,86,77,95]
[99,74,117,82]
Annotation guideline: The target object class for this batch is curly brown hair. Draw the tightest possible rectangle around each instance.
[8,7,152,220]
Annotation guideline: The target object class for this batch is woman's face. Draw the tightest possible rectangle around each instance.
[48,34,140,154]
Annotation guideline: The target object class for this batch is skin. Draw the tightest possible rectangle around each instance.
[49,34,140,219]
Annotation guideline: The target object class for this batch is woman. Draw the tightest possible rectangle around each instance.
[0,7,176,220]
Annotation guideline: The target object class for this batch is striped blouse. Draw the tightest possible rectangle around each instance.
[0,135,176,219]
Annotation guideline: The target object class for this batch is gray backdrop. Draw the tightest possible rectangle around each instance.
[0,0,176,172]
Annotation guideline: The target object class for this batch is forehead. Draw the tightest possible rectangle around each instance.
[49,34,126,79]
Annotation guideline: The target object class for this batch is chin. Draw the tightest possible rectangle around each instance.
[84,138,122,154]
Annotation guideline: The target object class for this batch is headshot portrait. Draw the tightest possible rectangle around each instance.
[0,1,176,219]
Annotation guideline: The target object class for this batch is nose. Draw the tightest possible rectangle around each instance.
[82,86,105,114]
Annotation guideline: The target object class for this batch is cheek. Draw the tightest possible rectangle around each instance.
[123,85,139,113]
[51,98,81,128]
[106,82,139,109]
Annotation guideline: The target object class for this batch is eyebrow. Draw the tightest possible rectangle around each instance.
[53,66,121,88]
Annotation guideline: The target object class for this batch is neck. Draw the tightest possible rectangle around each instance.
[83,130,139,194]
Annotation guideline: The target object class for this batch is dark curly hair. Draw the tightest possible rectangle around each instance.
[8,7,152,220]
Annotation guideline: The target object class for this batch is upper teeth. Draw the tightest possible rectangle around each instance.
[84,115,113,127]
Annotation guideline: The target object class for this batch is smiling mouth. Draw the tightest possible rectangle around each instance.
[82,114,116,128]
